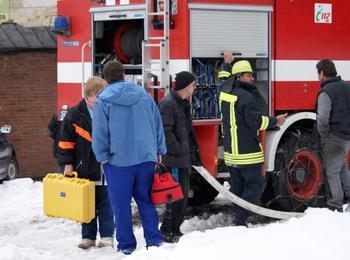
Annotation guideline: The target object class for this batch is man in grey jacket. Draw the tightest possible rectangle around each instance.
[316,59,350,212]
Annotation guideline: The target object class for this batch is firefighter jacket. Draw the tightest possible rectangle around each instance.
[219,81,277,166]
[221,76,269,115]
[57,99,101,181]
[159,89,201,168]
[218,62,233,81]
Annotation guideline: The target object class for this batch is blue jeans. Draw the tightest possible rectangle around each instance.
[82,185,114,240]
[103,162,163,251]
[229,165,264,222]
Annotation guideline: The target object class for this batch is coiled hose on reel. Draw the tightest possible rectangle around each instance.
[114,24,143,64]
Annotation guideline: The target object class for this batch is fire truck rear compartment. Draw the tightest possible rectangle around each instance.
[94,19,144,77]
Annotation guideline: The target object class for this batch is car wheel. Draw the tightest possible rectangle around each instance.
[7,156,19,180]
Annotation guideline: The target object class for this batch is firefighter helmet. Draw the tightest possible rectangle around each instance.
[231,60,253,75]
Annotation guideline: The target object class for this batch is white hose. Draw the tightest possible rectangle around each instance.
[192,165,304,220]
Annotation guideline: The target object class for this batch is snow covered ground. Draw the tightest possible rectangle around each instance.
[1,178,349,260]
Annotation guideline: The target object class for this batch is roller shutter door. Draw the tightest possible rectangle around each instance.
[191,9,269,58]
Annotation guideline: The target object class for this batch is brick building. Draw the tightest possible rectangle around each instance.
[1,0,56,27]
[0,23,58,178]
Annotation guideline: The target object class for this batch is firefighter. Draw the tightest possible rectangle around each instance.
[57,76,114,249]
[316,59,350,212]
[219,60,287,226]
[218,50,234,82]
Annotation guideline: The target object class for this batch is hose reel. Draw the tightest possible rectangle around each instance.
[114,23,143,64]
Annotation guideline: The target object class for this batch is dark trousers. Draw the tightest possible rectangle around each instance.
[161,168,189,234]
[103,162,163,251]
[229,165,264,222]
[82,185,114,240]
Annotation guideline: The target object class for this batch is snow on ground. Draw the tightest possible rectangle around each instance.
[1,178,349,260]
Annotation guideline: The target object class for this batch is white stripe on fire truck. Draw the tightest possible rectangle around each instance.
[106,0,129,5]
[271,60,350,81]
[58,62,93,84]
[57,60,190,83]
[57,59,350,84]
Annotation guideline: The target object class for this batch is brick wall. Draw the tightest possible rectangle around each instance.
[0,51,58,178]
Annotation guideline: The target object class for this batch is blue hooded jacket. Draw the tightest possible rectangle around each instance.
[92,80,166,167]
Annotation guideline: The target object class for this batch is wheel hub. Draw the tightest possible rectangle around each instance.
[286,150,322,200]
[8,162,17,179]
[293,167,306,183]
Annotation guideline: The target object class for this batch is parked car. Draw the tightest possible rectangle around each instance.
[0,125,19,182]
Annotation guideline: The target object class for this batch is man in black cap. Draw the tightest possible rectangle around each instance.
[159,71,201,243]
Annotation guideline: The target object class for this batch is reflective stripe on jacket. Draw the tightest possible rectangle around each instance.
[218,62,232,81]
[57,99,101,181]
[219,81,276,166]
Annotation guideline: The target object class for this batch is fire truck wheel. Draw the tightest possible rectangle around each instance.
[263,129,328,212]
[188,168,219,206]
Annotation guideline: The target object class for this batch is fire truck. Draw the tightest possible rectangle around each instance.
[53,0,350,212]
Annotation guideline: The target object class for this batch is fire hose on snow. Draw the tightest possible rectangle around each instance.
[192,165,305,220]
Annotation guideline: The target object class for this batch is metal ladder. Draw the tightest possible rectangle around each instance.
[142,0,170,93]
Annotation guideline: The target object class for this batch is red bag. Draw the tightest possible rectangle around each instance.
[151,164,184,205]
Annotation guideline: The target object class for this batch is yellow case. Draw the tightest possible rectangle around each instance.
[43,173,95,223]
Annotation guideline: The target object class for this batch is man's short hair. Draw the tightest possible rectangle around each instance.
[316,59,337,77]
[103,60,124,84]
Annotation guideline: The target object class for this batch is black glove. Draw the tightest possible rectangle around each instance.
[268,125,280,131]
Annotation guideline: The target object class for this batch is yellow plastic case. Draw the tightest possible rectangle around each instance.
[43,173,95,223]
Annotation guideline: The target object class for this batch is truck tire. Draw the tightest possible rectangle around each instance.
[188,168,219,206]
[262,129,327,212]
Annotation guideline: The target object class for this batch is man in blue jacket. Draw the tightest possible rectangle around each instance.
[92,60,167,255]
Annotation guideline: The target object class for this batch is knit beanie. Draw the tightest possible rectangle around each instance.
[175,71,196,90]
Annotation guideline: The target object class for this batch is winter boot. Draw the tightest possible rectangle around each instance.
[245,215,271,226]
[97,237,114,248]
[117,248,135,255]
[78,239,96,249]
[162,232,180,243]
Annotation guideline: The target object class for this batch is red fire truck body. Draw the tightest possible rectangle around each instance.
[55,0,350,210]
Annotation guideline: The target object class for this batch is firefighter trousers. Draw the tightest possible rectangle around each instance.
[229,165,264,222]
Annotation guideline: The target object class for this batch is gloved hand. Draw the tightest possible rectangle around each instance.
[269,125,281,131]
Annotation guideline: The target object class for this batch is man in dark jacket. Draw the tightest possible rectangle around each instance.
[159,71,201,242]
[316,59,350,212]
[58,76,114,249]
[220,60,287,226]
